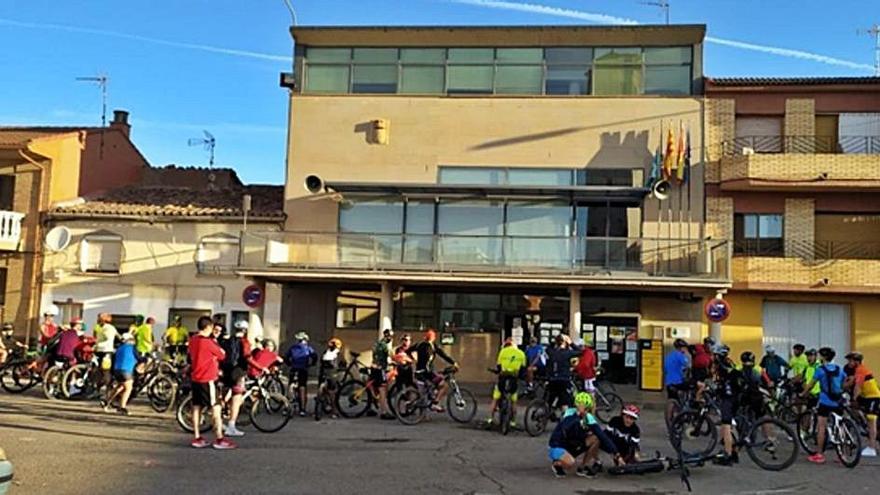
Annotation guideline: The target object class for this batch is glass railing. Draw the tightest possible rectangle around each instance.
[239,231,730,280]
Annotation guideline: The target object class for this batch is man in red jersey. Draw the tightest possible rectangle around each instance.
[188,316,236,450]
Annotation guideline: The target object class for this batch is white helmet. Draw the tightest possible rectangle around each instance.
[44,304,59,317]
[234,320,249,331]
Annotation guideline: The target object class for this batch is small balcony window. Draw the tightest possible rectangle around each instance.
[734,214,784,256]
[80,234,123,273]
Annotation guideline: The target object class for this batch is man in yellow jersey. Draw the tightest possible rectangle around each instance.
[163,315,189,362]
[486,336,526,427]
[802,349,821,407]
[789,343,809,385]
[846,352,879,457]
[132,315,154,360]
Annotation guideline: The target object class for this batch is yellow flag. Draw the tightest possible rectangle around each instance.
[662,126,676,179]
[676,121,686,182]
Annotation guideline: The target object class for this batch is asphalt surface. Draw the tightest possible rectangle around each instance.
[1,389,879,495]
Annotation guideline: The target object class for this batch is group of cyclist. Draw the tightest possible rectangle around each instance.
[664,336,879,466]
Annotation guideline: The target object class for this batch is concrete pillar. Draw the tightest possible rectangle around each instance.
[379,281,393,335]
[709,291,724,343]
[568,286,582,339]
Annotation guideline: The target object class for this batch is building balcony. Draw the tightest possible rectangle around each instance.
[718,136,880,191]
[732,240,880,294]
[0,211,24,251]
[238,232,731,289]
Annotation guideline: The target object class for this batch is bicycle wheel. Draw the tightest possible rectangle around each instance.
[42,367,64,400]
[336,380,371,418]
[596,379,617,396]
[523,399,550,437]
[796,410,819,455]
[148,375,178,413]
[499,399,511,436]
[595,392,624,423]
[745,417,799,471]
[250,393,292,433]
[447,387,477,424]
[176,395,210,433]
[314,389,324,421]
[62,364,98,400]
[669,411,718,457]
[394,386,426,425]
[1,362,37,393]
[834,416,862,468]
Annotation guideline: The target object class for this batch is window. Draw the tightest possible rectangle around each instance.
[437,200,504,264]
[592,48,643,95]
[438,166,574,186]
[0,175,14,211]
[643,47,692,95]
[339,200,404,263]
[495,48,543,94]
[734,214,784,256]
[576,168,635,186]
[336,291,379,329]
[506,201,572,267]
[80,234,123,273]
[197,235,240,273]
[545,48,591,95]
[352,48,398,93]
[111,314,137,331]
[439,167,505,185]
[304,48,352,93]
[403,200,435,263]
[400,48,446,94]
[54,299,83,324]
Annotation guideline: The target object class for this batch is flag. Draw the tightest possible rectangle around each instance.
[682,127,692,184]
[649,126,663,184]
[675,121,686,183]
[662,126,676,179]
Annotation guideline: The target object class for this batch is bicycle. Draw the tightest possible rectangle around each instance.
[796,405,862,468]
[61,355,104,401]
[0,348,41,393]
[523,377,567,437]
[176,377,258,433]
[482,368,517,435]
[666,392,724,457]
[393,366,477,426]
[335,365,400,419]
[42,358,74,400]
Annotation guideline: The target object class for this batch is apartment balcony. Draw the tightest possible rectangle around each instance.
[732,240,880,294]
[718,136,880,192]
[0,211,24,251]
[238,232,731,290]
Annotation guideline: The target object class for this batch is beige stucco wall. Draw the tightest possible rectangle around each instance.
[287,96,705,241]
[41,218,283,342]
[28,133,84,204]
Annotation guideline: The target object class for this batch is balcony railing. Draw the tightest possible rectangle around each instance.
[0,211,24,251]
[721,135,880,156]
[239,231,730,281]
[735,239,880,261]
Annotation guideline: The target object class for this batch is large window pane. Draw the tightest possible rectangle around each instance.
[447,65,493,93]
[495,65,542,94]
[594,47,642,61]
[437,201,503,265]
[352,48,397,63]
[645,65,691,95]
[507,201,571,267]
[760,215,783,238]
[439,167,504,184]
[339,200,403,233]
[546,66,590,95]
[400,48,446,63]
[545,48,592,64]
[304,65,350,93]
[744,215,758,238]
[507,169,573,186]
[404,201,435,263]
[645,47,691,64]
[306,47,351,63]
[448,48,494,63]
[352,65,397,93]
[593,65,642,95]
[577,168,633,186]
[401,66,445,93]
[496,48,543,63]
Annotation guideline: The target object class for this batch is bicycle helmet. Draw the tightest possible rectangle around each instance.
[574,392,593,409]
[328,337,342,348]
[740,351,756,365]
[818,347,836,361]
[673,338,688,349]
[261,338,277,352]
[792,343,805,352]
[233,320,249,331]
[622,404,640,420]
[712,343,730,357]
[121,332,135,342]
[43,304,59,317]
[383,328,395,338]
[845,352,863,363]
[294,331,309,341]
[764,345,776,355]
[703,336,716,347]
[806,348,817,356]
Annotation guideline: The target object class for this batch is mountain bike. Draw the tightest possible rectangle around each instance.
[0,348,41,393]
[394,366,477,426]
[176,378,257,433]
[43,359,74,400]
[796,406,862,468]
[335,366,400,418]
[62,355,104,400]
[666,393,723,457]
[480,368,517,435]
[523,377,567,437]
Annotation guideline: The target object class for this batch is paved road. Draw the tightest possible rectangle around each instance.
[1,391,878,494]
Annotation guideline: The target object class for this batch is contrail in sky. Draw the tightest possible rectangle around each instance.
[449,0,875,72]
[0,18,291,62]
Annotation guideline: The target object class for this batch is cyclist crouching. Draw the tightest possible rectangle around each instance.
[548,392,621,478]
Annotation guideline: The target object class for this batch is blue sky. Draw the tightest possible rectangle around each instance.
[1,0,876,184]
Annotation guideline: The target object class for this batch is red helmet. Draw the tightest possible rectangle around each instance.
[425,329,437,342]
[622,404,640,420]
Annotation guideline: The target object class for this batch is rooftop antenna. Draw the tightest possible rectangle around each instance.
[188,130,216,167]
[75,73,109,127]
[641,1,670,25]
[281,0,298,25]
[857,24,880,75]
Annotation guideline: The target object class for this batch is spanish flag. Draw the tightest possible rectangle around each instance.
[662,126,676,179]
[675,121,686,182]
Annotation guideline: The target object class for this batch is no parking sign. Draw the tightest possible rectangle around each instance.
[242,284,264,308]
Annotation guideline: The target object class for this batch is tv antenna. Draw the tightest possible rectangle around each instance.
[641,1,670,25]
[858,24,880,75]
[188,130,216,167]
[75,73,109,127]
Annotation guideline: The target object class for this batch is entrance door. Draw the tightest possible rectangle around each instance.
[762,302,850,354]
[582,316,639,384]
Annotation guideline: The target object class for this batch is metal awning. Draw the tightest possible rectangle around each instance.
[324,181,650,203]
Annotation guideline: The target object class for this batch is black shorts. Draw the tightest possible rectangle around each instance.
[192,381,218,408]
[113,369,133,382]
[497,374,518,395]
[369,368,387,386]
[691,368,709,383]
[547,380,572,408]
[666,384,687,400]
[857,397,880,416]
[221,366,247,389]
[290,368,309,388]
[719,396,736,425]
[817,403,843,417]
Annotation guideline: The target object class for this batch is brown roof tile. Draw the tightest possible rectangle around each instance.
[707,76,880,87]
[50,184,284,220]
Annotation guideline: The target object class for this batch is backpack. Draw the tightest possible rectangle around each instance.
[821,365,843,402]
[220,337,242,368]
[287,343,313,369]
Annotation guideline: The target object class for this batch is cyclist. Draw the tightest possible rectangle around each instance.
[39,306,59,350]
[392,335,415,388]
[789,344,808,386]
[760,345,788,386]
[285,331,317,418]
[546,334,582,413]
[712,343,741,466]
[412,329,458,413]
[691,337,714,403]
[315,337,343,418]
[163,315,189,363]
[92,313,118,390]
[371,328,395,419]
[0,323,25,365]
[102,332,137,415]
[845,352,878,457]
[131,315,153,360]
[188,315,235,450]
[485,336,526,427]
[573,341,598,396]
[803,348,820,408]
[606,404,642,463]
[248,338,283,378]
[664,338,691,425]
[524,336,547,393]
[56,319,83,366]
[548,392,620,478]
[801,347,844,464]
[218,320,253,436]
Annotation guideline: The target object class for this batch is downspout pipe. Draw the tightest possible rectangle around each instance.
[17,148,50,347]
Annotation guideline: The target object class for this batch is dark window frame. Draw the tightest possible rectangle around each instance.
[734,213,785,256]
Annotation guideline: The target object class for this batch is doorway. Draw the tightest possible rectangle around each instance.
[582,316,639,384]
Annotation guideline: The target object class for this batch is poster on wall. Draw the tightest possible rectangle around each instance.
[625,340,638,351]
[598,351,610,361]
[597,340,607,351]
[609,326,626,340]
[596,326,608,342]
[582,323,594,332]
[511,326,523,346]
[625,351,637,368]
[625,327,638,341]
[582,332,594,347]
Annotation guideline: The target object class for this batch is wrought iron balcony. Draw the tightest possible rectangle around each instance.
[721,135,880,156]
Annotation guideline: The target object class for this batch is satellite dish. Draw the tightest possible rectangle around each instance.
[45,226,71,252]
